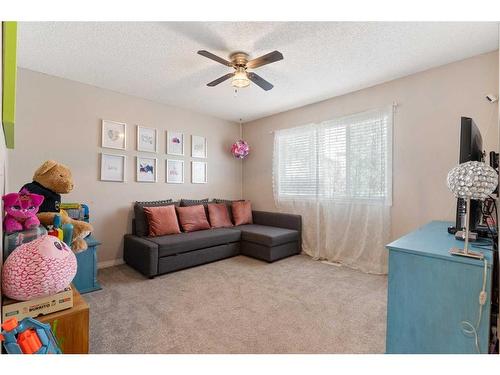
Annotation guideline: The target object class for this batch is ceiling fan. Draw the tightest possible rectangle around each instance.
[197,50,284,91]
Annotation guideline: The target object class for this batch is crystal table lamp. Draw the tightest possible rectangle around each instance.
[447,161,498,259]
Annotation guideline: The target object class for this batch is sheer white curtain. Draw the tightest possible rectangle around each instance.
[273,107,393,274]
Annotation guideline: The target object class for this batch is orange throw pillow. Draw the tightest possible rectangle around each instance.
[176,205,211,232]
[232,201,253,226]
[208,203,233,228]
[143,205,181,236]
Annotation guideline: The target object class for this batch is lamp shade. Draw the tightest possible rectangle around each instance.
[231,140,250,159]
[447,161,498,200]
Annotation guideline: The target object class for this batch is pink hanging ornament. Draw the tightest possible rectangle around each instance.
[231,140,250,159]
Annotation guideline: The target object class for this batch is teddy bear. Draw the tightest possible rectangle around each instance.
[21,160,93,252]
[2,189,45,233]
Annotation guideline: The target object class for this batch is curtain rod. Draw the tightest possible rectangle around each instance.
[268,102,399,134]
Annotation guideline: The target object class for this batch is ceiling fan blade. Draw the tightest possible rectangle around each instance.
[207,72,235,87]
[197,50,232,67]
[247,72,274,91]
[246,50,283,69]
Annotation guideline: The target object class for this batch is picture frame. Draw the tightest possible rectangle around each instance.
[191,161,207,184]
[167,131,185,156]
[100,153,126,182]
[101,120,126,150]
[166,159,185,184]
[191,135,207,158]
[136,156,157,183]
[137,126,158,153]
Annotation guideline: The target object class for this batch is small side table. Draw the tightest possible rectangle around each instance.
[72,236,102,294]
[38,287,89,354]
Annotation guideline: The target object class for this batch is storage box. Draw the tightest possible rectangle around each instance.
[3,225,48,261]
[2,286,73,322]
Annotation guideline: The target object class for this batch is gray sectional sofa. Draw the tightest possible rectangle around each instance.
[123,210,302,278]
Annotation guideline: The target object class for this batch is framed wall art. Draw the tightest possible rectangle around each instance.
[191,135,207,158]
[166,159,184,184]
[100,153,126,182]
[191,161,207,184]
[167,131,184,156]
[101,120,126,150]
[136,156,157,183]
[137,126,157,153]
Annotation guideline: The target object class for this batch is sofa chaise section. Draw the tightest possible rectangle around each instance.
[238,211,302,262]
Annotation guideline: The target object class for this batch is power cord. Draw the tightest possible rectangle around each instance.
[460,257,488,354]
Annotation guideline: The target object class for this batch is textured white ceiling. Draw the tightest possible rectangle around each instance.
[18,22,499,123]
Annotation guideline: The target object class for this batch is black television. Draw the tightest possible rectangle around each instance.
[455,117,484,232]
[459,117,484,163]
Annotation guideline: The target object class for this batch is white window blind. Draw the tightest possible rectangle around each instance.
[273,107,393,205]
[273,124,317,197]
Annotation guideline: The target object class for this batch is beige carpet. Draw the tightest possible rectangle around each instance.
[85,254,387,353]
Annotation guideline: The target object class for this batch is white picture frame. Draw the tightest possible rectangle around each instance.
[167,131,185,156]
[100,153,126,182]
[101,120,126,150]
[136,157,157,183]
[166,159,184,184]
[137,126,158,153]
[191,161,207,184]
[191,135,207,158]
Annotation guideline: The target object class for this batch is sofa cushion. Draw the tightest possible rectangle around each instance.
[148,228,242,257]
[211,198,242,222]
[232,201,253,225]
[134,199,176,237]
[176,205,211,232]
[180,198,209,218]
[144,205,181,236]
[208,203,233,228]
[236,224,298,247]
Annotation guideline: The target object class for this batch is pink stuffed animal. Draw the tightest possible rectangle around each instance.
[2,235,77,301]
[2,188,44,233]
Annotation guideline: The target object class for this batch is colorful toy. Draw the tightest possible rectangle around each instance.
[53,214,64,240]
[2,189,45,233]
[2,235,77,301]
[0,317,61,354]
[231,139,250,159]
[62,223,74,246]
[21,160,93,252]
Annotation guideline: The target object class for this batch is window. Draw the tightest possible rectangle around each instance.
[273,107,392,205]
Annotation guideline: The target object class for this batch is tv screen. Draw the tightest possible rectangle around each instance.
[455,117,484,232]
[459,117,483,163]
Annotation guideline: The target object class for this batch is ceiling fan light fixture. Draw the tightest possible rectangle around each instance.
[198,49,282,91]
[232,68,250,88]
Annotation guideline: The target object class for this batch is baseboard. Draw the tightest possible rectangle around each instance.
[98,259,125,269]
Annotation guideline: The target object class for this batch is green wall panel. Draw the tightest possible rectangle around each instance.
[2,21,17,149]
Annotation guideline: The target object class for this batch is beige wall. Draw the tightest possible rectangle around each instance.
[242,51,499,241]
[9,68,242,264]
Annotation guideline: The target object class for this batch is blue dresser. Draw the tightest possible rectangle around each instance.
[386,221,493,353]
[72,236,102,294]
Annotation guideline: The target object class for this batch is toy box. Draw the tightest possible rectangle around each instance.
[3,225,48,261]
[2,286,73,321]
[60,203,90,223]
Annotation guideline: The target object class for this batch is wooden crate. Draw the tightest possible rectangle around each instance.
[38,287,89,354]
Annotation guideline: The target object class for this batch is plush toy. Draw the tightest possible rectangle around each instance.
[21,160,93,252]
[1,235,77,301]
[2,189,45,233]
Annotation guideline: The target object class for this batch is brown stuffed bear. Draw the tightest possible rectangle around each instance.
[22,160,93,252]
